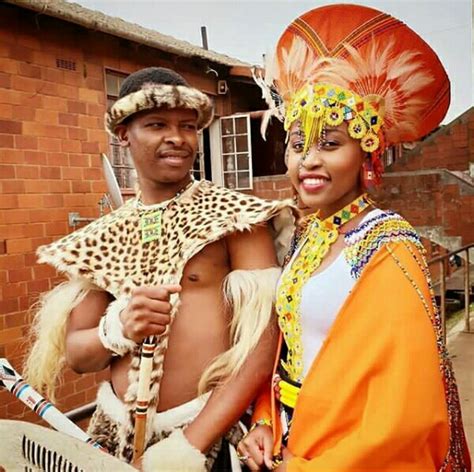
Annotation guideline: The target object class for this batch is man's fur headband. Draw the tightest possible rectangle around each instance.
[106,84,214,135]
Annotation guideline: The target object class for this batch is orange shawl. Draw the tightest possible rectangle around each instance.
[253,240,470,471]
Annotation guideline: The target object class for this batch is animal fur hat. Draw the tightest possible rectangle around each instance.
[106,67,214,135]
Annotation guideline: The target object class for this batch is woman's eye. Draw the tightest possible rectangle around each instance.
[291,141,305,152]
[321,140,339,148]
[182,124,197,130]
[147,122,166,128]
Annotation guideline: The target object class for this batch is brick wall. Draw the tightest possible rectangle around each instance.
[0,3,220,422]
[389,107,474,173]
[374,108,474,248]
[251,175,292,200]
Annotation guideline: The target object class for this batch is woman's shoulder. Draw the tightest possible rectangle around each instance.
[343,208,423,279]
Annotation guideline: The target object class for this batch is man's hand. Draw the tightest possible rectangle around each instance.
[237,425,274,470]
[120,285,181,343]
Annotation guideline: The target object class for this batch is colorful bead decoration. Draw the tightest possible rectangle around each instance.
[284,83,383,155]
[276,194,370,382]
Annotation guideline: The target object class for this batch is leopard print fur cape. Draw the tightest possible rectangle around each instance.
[37,179,294,461]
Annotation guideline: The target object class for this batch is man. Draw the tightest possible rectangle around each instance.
[24,67,292,471]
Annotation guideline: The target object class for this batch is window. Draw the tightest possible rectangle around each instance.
[105,70,137,189]
[220,114,253,190]
[192,132,206,180]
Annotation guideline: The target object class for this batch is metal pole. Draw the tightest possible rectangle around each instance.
[201,26,209,50]
[464,249,471,333]
[440,259,446,342]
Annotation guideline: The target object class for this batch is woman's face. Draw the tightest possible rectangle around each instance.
[287,121,365,216]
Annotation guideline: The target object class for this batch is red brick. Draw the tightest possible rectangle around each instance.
[71,180,91,193]
[61,166,83,180]
[78,87,102,103]
[92,181,108,193]
[40,166,61,179]
[0,72,11,89]
[16,165,40,179]
[18,62,42,79]
[0,119,22,134]
[0,299,19,315]
[63,72,83,87]
[0,58,17,74]
[2,209,29,225]
[0,164,16,179]
[33,264,57,279]
[68,126,88,141]
[43,194,64,208]
[18,194,42,208]
[47,152,68,166]
[78,115,101,129]
[12,105,35,121]
[0,194,18,209]
[64,194,88,207]
[36,109,59,125]
[83,168,102,180]
[69,153,90,167]
[9,267,33,283]
[67,100,87,114]
[1,180,25,194]
[0,103,13,119]
[84,77,104,91]
[0,134,14,148]
[57,84,79,100]
[45,221,68,236]
[0,253,25,270]
[24,150,47,165]
[82,141,101,153]
[61,139,81,153]
[0,88,22,105]
[15,135,38,150]
[38,137,62,152]
[42,95,68,112]
[0,325,23,344]
[42,67,65,84]
[24,223,45,238]
[25,180,50,194]
[88,103,106,116]
[6,238,32,254]
[48,179,70,193]
[15,76,39,93]
[58,112,78,127]
[5,337,26,357]
[27,278,50,294]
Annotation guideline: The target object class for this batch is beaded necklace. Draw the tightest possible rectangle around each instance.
[136,177,195,244]
[276,193,370,381]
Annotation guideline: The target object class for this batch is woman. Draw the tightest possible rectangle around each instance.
[238,4,471,471]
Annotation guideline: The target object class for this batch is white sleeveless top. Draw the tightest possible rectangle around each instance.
[295,209,382,377]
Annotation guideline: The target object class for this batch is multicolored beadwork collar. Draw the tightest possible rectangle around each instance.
[277,193,370,381]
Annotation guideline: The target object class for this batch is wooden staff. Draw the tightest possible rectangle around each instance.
[132,336,156,460]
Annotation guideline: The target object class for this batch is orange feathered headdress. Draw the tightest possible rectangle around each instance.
[255,4,450,179]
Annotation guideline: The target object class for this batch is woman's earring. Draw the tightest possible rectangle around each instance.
[361,158,376,190]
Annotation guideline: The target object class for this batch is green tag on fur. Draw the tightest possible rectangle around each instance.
[141,210,162,244]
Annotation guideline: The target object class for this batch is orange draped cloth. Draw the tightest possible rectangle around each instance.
[253,241,471,471]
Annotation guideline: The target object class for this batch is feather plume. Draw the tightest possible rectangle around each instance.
[323,39,435,143]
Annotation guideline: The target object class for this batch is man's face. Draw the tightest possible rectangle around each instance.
[116,107,199,185]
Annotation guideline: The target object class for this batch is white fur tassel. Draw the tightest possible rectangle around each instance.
[141,429,206,472]
[198,267,281,394]
[98,297,137,356]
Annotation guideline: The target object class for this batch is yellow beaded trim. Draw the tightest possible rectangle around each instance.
[276,194,369,381]
[284,83,383,154]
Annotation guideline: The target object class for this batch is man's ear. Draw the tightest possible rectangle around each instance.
[115,124,130,147]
